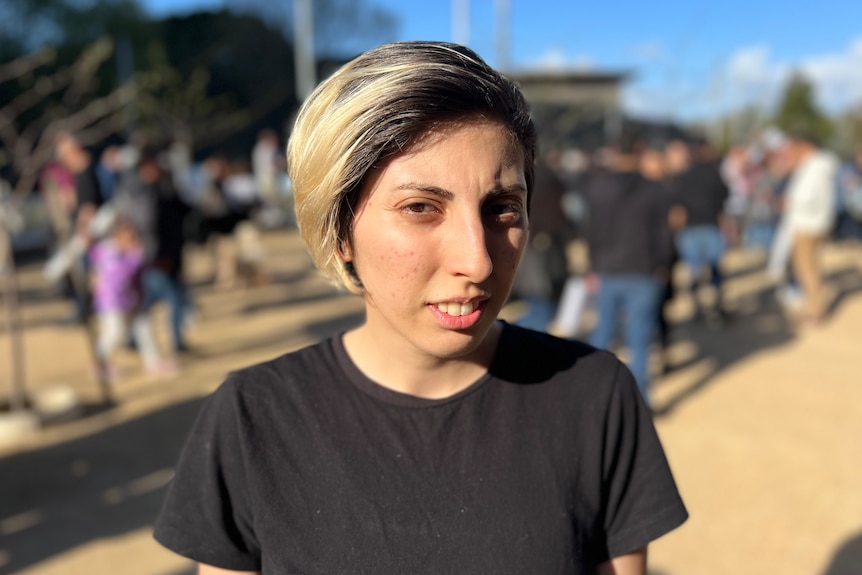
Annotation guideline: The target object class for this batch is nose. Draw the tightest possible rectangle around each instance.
[446,212,493,283]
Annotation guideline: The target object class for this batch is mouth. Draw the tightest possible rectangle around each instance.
[432,301,482,317]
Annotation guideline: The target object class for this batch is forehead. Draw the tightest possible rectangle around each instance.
[351,121,525,216]
[386,120,522,171]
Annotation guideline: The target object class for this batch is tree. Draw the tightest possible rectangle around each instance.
[145,10,299,155]
[0,0,145,56]
[773,72,833,145]
[831,103,862,156]
[0,38,136,198]
[0,38,137,409]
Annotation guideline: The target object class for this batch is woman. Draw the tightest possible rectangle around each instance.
[154,41,687,574]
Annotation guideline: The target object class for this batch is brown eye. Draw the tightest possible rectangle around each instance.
[403,202,439,214]
[485,202,523,225]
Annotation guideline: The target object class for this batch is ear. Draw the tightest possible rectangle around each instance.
[337,238,353,262]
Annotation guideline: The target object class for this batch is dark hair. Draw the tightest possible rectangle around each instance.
[288,41,537,292]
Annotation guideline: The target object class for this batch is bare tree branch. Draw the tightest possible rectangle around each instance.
[45,82,136,141]
[11,108,127,202]
[0,47,56,85]
[0,68,74,133]
[62,37,114,108]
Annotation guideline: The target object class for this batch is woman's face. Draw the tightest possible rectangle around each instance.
[344,120,529,362]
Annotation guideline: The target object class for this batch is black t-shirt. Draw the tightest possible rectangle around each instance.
[585,171,674,276]
[154,323,687,573]
[670,160,729,227]
[75,162,104,212]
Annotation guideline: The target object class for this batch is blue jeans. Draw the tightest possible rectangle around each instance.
[589,275,662,404]
[676,225,725,289]
[143,268,190,352]
[743,221,777,251]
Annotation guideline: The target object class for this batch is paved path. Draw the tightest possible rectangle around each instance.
[1,230,860,575]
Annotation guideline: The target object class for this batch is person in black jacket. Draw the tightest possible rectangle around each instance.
[585,136,674,404]
[667,138,730,326]
[139,149,194,355]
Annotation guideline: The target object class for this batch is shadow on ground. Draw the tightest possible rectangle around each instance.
[653,263,862,417]
[822,530,862,575]
[0,288,363,573]
[0,398,204,575]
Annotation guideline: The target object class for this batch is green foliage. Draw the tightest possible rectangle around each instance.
[0,0,145,57]
[773,72,833,145]
[831,105,862,156]
[1,0,397,158]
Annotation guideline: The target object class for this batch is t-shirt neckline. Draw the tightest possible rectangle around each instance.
[331,323,510,409]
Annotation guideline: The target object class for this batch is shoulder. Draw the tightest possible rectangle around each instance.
[212,338,341,410]
[493,323,626,392]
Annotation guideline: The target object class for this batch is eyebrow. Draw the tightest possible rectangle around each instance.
[394,182,527,199]
[395,183,454,200]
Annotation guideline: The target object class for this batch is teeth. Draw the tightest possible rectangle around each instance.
[436,302,476,316]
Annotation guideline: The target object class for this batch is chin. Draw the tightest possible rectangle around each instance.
[422,322,498,361]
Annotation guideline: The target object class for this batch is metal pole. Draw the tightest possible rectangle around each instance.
[495,0,511,71]
[452,0,470,46]
[115,33,136,135]
[293,0,316,102]
[0,210,27,412]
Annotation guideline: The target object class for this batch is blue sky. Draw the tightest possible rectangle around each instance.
[142,0,862,122]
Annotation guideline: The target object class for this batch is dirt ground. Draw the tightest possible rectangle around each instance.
[0,229,860,575]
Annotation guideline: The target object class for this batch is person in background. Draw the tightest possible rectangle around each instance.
[835,145,862,243]
[89,216,175,380]
[54,132,104,245]
[117,149,195,356]
[252,130,280,205]
[779,129,839,326]
[222,159,269,287]
[194,154,244,289]
[54,132,106,322]
[512,154,570,332]
[640,140,677,372]
[96,144,122,203]
[154,41,686,574]
[742,135,788,255]
[585,134,674,405]
[667,137,730,328]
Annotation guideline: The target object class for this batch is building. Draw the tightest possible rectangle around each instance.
[510,70,629,151]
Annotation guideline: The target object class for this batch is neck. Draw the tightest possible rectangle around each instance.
[342,321,501,400]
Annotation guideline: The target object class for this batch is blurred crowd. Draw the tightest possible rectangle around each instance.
[38,128,293,383]
[511,128,862,406]
[20,119,862,401]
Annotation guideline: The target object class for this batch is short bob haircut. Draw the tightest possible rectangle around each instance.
[287,41,536,293]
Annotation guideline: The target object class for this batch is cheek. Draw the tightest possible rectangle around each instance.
[386,248,420,281]
[361,239,425,289]
[492,228,528,272]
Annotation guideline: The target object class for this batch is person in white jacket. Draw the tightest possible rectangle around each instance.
[781,131,838,324]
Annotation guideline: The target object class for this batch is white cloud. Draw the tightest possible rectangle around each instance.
[712,38,862,116]
[725,44,773,82]
[624,37,862,121]
[632,40,665,62]
[720,44,789,112]
[800,37,862,112]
